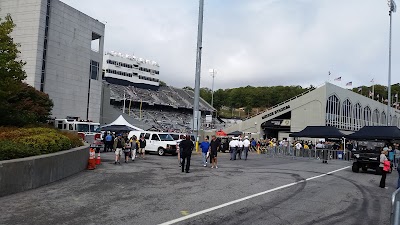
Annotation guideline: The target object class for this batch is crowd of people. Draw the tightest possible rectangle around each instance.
[103,132,146,164]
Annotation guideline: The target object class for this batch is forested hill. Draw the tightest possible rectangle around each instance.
[185,83,400,118]
[186,85,315,112]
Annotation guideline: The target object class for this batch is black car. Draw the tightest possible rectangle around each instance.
[351,141,391,174]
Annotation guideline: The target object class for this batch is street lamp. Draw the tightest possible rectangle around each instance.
[209,69,217,108]
[387,0,396,126]
[192,0,204,142]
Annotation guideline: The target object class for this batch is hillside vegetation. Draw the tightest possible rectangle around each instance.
[196,84,400,119]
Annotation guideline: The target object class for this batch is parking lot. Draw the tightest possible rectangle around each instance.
[0,151,397,225]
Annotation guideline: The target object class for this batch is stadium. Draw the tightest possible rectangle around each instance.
[100,51,219,133]
[224,82,400,140]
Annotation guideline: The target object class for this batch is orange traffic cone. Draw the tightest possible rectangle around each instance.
[95,152,101,165]
[87,148,96,170]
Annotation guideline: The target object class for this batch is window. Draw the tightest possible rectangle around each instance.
[353,103,362,130]
[159,134,174,141]
[373,109,380,125]
[381,111,387,125]
[91,32,101,52]
[144,133,150,139]
[90,60,99,80]
[363,106,372,126]
[326,95,340,127]
[151,134,160,141]
[342,99,352,130]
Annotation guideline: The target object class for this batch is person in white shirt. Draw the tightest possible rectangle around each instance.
[229,137,239,160]
[295,142,302,150]
[237,138,244,160]
[243,136,251,160]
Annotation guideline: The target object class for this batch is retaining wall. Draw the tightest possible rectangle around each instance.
[0,145,89,197]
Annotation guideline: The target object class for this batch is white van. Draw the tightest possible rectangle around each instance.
[128,131,177,156]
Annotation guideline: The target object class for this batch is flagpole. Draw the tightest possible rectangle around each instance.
[128,98,132,116]
[123,90,126,114]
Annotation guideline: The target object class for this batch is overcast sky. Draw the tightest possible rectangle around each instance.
[61,0,400,90]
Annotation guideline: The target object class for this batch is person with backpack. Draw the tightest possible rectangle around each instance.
[113,134,125,164]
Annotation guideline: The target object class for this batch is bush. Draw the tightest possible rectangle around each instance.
[0,140,40,160]
[0,127,83,161]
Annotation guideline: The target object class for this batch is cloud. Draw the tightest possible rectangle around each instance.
[61,0,400,90]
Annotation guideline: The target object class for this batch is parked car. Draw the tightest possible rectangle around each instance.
[128,131,177,156]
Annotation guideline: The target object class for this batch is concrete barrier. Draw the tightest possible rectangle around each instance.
[0,145,89,197]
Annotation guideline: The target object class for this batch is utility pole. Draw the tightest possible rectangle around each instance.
[387,0,396,125]
[192,0,204,142]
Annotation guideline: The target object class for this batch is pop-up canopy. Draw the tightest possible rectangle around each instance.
[100,115,143,131]
[346,126,400,140]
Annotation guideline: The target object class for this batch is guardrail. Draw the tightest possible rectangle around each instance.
[392,188,400,225]
[259,146,353,161]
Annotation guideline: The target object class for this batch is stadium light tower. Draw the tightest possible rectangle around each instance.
[209,69,217,108]
[193,0,204,141]
[387,0,396,126]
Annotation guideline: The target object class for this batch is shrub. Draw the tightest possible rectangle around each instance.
[0,140,40,161]
[0,127,84,160]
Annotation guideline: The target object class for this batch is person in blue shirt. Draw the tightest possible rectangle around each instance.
[200,137,210,167]
[251,138,257,152]
[105,132,113,152]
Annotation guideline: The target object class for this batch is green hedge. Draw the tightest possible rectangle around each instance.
[0,127,83,161]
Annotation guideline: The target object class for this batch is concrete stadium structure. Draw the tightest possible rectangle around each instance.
[0,0,105,122]
[224,82,400,140]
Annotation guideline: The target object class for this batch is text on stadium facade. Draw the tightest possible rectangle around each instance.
[262,105,291,119]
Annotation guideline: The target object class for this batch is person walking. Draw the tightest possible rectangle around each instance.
[237,138,244,160]
[130,135,138,161]
[200,137,210,167]
[138,135,146,159]
[113,134,125,164]
[229,137,238,160]
[104,132,113,152]
[379,149,389,188]
[243,136,250,160]
[209,135,220,168]
[180,135,194,173]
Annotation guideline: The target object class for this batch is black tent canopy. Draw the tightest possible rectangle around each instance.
[228,130,243,136]
[346,126,400,140]
[289,126,345,138]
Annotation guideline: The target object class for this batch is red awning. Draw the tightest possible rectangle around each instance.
[216,130,227,136]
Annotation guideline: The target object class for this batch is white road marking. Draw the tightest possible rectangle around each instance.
[159,166,351,225]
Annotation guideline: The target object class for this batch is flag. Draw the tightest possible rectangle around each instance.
[357,87,362,92]
[370,78,374,83]
[395,93,398,98]
[346,82,352,86]
[328,71,331,76]
[334,77,341,81]
[369,91,373,97]
[377,94,380,99]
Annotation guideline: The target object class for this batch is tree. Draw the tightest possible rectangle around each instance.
[159,80,167,87]
[0,14,26,105]
[0,14,53,126]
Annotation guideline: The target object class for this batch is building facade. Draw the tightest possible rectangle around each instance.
[0,0,105,122]
[103,51,160,90]
[224,83,400,140]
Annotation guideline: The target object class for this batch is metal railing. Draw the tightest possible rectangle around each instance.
[392,188,400,225]
[259,146,353,161]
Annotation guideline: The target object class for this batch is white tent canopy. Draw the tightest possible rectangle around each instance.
[101,115,143,131]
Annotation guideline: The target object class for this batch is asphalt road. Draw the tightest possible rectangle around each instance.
[0,151,397,225]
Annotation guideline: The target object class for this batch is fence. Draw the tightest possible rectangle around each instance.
[259,146,353,161]
[392,188,400,225]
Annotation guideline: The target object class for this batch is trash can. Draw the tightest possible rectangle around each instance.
[322,149,329,163]
[337,151,343,160]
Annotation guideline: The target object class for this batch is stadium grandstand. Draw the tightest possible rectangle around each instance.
[100,51,218,132]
